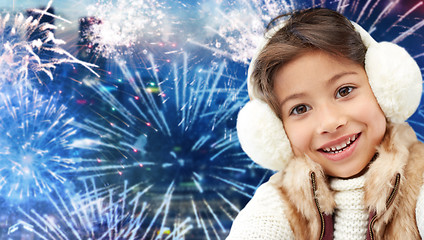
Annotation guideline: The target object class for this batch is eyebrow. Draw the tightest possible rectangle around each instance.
[279,93,306,107]
[279,71,358,107]
[326,71,358,87]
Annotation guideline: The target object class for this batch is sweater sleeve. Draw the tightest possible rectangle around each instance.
[417,183,424,237]
[226,182,294,240]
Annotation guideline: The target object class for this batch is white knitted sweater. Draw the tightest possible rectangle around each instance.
[227,176,424,239]
[331,176,368,239]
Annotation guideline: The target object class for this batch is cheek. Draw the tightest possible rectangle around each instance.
[356,99,387,141]
[284,122,311,157]
[371,110,387,143]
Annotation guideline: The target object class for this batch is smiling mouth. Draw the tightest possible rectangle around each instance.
[320,133,360,154]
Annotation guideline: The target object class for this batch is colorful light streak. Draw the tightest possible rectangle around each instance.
[76,52,266,239]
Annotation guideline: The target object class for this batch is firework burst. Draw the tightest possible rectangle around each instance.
[0,86,78,200]
[76,52,269,239]
[0,85,133,202]
[188,0,424,65]
[0,2,98,88]
[187,0,298,64]
[1,0,423,238]
[8,178,192,239]
[82,0,172,58]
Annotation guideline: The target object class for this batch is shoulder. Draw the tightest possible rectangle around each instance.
[226,182,294,240]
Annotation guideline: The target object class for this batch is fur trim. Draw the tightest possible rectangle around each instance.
[270,155,335,215]
[364,123,416,214]
[237,99,293,170]
[269,155,335,239]
[369,123,424,238]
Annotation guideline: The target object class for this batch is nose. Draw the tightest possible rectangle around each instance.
[317,103,347,134]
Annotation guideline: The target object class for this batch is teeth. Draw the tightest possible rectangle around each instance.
[322,134,357,153]
[337,142,347,150]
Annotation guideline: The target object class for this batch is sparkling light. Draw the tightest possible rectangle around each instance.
[1,0,424,239]
[0,86,78,200]
[188,0,298,64]
[0,2,98,88]
[189,0,424,65]
[0,85,136,202]
[79,52,267,239]
[83,0,170,58]
[8,178,192,239]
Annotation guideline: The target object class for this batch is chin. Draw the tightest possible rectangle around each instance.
[330,167,367,179]
[335,173,356,179]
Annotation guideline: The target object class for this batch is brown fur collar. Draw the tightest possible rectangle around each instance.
[268,122,419,238]
[365,122,417,214]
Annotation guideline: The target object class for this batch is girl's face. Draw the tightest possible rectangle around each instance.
[274,50,386,178]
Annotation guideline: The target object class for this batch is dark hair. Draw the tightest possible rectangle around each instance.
[251,8,367,118]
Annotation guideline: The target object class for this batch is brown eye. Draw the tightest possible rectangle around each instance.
[336,86,354,98]
[290,104,310,115]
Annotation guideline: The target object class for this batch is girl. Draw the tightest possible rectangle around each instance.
[227,8,424,239]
